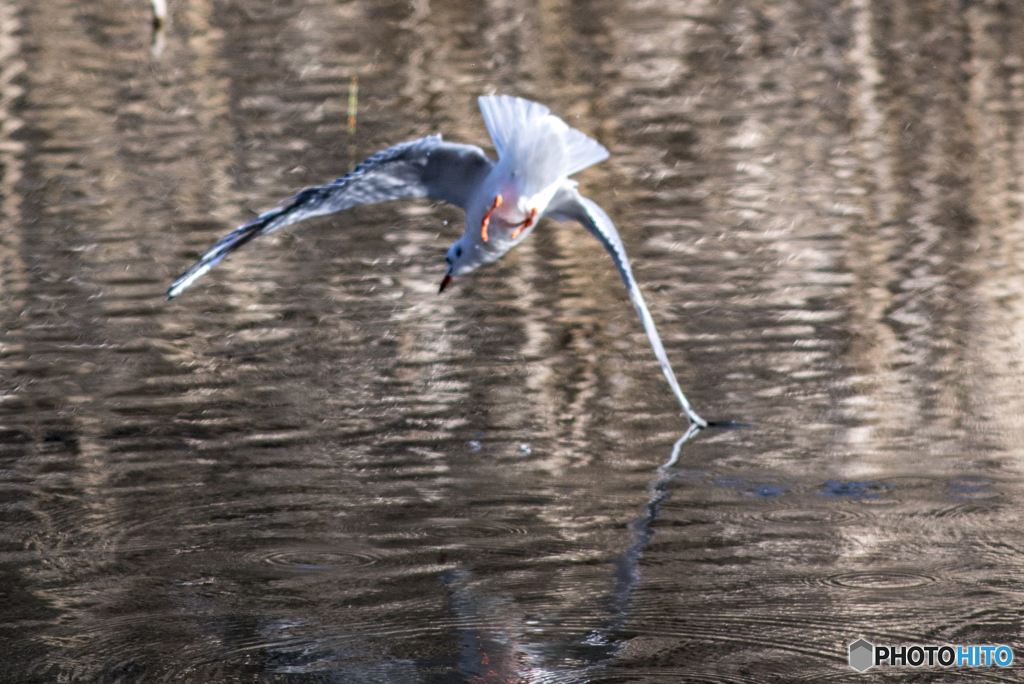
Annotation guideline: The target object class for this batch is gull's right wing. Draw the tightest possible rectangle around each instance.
[167,135,493,298]
[543,183,706,428]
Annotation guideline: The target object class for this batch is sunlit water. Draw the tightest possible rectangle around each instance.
[3,0,1024,681]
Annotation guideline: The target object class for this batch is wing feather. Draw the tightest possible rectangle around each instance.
[543,183,706,427]
[167,135,493,298]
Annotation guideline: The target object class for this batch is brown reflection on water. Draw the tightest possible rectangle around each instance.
[967,2,1024,458]
[840,0,979,470]
[4,0,1024,681]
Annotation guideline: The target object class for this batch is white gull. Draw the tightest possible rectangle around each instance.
[168,95,708,429]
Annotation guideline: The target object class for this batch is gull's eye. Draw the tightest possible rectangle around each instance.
[455,247,462,258]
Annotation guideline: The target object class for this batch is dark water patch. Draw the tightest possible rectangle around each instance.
[818,480,896,501]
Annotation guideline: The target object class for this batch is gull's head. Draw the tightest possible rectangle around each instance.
[439,235,476,293]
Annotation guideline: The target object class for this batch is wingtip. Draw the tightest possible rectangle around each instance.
[165,277,187,300]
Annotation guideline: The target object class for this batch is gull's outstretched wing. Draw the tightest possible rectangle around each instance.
[167,135,493,298]
[544,183,707,427]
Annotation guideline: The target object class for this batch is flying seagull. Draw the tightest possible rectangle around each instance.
[168,95,708,429]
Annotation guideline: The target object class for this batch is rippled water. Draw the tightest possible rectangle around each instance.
[3,0,1024,681]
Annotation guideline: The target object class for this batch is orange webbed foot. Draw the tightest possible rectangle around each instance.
[481,194,503,242]
[510,207,538,240]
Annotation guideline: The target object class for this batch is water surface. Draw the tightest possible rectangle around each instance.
[2,0,1024,681]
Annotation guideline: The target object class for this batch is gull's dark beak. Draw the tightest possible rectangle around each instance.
[439,273,452,294]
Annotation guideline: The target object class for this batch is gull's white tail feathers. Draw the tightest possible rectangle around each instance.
[478,95,550,157]
[478,95,609,192]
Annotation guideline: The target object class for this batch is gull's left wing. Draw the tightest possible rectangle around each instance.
[167,135,493,298]
[543,183,707,427]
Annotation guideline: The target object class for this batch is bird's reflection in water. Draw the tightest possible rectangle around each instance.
[439,432,704,683]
